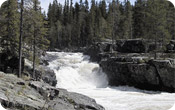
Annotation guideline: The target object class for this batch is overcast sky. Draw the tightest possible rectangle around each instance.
[40,0,136,12]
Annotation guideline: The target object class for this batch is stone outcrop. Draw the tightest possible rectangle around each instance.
[85,39,175,92]
[84,39,153,62]
[0,72,104,110]
[116,39,148,53]
[166,40,175,53]
[24,59,57,87]
[100,57,175,92]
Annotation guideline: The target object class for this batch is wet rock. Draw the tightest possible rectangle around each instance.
[100,57,175,92]
[24,59,57,86]
[41,68,57,86]
[84,44,103,62]
[151,60,175,89]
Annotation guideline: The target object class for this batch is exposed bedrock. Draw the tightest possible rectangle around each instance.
[100,57,175,92]
[85,39,175,92]
[0,72,104,110]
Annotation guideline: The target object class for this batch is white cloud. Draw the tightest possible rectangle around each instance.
[168,0,175,7]
[0,0,7,7]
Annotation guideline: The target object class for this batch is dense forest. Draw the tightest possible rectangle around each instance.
[47,0,175,49]
[0,0,175,52]
[0,0,175,65]
[0,0,49,56]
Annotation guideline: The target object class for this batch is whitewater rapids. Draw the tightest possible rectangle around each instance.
[46,52,175,110]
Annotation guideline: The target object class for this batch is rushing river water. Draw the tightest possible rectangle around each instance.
[46,52,175,110]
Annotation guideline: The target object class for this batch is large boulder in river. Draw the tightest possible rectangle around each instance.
[84,43,104,62]
[84,42,115,62]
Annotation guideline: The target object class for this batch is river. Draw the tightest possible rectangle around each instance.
[46,52,175,110]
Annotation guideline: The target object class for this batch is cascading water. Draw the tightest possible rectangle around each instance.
[46,52,175,110]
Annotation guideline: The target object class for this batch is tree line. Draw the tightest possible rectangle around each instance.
[47,0,175,49]
[0,0,175,77]
[0,0,175,52]
[0,0,49,77]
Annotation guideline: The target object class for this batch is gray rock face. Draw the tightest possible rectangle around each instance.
[151,60,175,89]
[0,72,47,110]
[24,59,57,86]
[41,68,57,86]
[166,40,175,53]
[116,39,147,53]
[100,57,175,92]
[0,72,104,110]
[85,39,175,92]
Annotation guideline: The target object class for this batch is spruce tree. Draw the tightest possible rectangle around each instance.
[0,0,19,55]
[33,2,49,51]
[133,0,146,38]
[145,0,170,58]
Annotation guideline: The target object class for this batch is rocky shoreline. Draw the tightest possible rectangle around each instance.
[84,39,175,92]
[0,50,105,110]
[0,71,104,110]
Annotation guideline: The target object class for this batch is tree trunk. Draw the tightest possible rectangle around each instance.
[33,0,37,80]
[33,27,36,79]
[18,0,24,78]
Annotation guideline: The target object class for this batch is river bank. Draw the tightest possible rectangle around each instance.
[0,52,104,110]
[84,39,175,92]
[0,70,104,110]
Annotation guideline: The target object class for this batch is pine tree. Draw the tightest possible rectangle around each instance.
[166,1,175,40]
[122,0,133,39]
[0,0,19,55]
[99,0,106,19]
[89,0,96,43]
[32,0,49,78]
[145,0,170,58]
[133,0,146,38]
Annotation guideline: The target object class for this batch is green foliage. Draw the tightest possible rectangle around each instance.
[0,0,49,55]
[0,0,19,55]
[0,0,174,53]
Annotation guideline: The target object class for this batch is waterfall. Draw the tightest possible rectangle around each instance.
[46,52,175,110]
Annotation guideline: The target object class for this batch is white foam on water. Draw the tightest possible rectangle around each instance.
[47,52,175,110]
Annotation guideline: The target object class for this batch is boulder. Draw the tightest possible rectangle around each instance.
[0,72,104,110]
[84,44,103,62]
[166,40,175,53]
[24,59,57,86]
[151,60,175,90]
[41,67,57,86]
[117,39,148,53]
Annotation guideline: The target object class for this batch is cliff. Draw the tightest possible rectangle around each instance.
[85,39,175,92]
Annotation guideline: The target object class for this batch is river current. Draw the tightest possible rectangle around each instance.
[46,52,175,110]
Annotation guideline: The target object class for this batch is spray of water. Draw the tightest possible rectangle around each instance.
[46,52,175,110]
